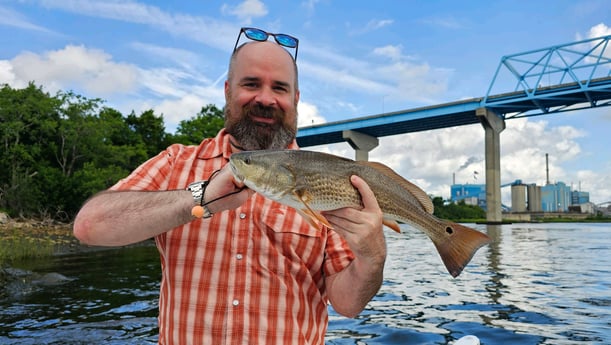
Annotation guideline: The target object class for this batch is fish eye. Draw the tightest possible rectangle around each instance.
[244,157,251,165]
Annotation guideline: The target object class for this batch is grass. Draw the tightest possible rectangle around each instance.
[0,225,72,264]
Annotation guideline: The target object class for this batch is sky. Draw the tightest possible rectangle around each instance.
[1,0,610,206]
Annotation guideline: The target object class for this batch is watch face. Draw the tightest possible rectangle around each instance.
[188,181,205,203]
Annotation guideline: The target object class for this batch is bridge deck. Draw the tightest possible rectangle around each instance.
[296,98,482,147]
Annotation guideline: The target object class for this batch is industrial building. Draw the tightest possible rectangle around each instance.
[450,153,593,215]
[450,181,591,214]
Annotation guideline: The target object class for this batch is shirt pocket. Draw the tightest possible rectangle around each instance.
[257,202,326,277]
[260,203,322,238]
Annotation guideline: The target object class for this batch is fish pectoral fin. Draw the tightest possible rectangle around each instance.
[297,208,333,229]
[383,219,401,233]
[293,190,333,229]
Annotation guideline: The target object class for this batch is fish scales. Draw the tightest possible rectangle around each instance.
[279,150,424,216]
[229,149,492,277]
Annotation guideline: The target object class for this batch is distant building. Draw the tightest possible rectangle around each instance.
[541,182,572,212]
[450,184,486,209]
[450,181,591,213]
[572,190,590,205]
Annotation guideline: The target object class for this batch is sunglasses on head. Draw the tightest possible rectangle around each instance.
[233,27,299,60]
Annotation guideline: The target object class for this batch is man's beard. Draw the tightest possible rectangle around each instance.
[225,104,297,151]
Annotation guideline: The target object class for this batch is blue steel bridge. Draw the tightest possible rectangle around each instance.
[295,35,611,223]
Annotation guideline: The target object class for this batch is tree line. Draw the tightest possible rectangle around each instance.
[0,83,224,221]
[1,83,484,223]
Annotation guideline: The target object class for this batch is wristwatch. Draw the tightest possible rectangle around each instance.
[187,180,212,218]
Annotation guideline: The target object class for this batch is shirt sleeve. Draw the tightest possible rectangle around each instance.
[322,227,355,277]
[110,144,183,192]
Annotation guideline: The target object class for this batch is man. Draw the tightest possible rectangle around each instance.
[73,27,387,344]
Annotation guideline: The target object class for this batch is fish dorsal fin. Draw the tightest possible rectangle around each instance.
[357,161,434,214]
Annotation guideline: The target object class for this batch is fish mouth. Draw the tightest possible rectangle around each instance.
[228,159,245,183]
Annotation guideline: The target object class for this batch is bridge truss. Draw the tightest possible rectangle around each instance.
[483,34,611,119]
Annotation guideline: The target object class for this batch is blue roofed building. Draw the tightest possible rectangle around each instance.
[541,182,572,212]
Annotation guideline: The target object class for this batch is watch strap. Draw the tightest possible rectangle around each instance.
[187,180,213,218]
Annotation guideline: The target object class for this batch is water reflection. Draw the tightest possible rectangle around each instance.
[1,246,160,344]
[327,223,610,344]
[1,224,610,344]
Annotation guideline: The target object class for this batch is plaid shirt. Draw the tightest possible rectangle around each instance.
[111,129,354,344]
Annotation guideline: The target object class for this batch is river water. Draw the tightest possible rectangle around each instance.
[1,223,609,344]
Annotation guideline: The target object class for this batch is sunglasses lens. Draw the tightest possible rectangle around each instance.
[274,34,298,48]
[235,27,298,60]
[244,28,268,41]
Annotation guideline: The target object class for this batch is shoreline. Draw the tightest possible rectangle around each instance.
[0,219,155,260]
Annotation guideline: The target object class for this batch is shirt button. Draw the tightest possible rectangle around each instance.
[232,299,239,306]
[239,213,246,219]
[236,254,243,260]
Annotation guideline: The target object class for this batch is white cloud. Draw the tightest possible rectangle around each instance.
[420,15,464,29]
[575,170,611,205]
[301,43,452,104]
[500,120,585,188]
[1,45,139,96]
[575,23,611,73]
[38,0,236,51]
[301,0,322,13]
[379,61,451,103]
[372,45,403,61]
[586,23,611,39]
[0,60,15,85]
[138,67,198,98]
[365,19,394,31]
[301,61,392,95]
[0,43,226,133]
[297,101,326,127]
[130,42,201,71]
[0,5,59,34]
[40,0,171,25]
[154,94,208,126]
[221,0,267,24]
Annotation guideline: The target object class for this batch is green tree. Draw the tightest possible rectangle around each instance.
[95,107,148,171]
[70,106,149,214]
[432,196,485,220]
[53,92,104,177]
[169,104,225,145]
[0,82,226,221]
[0,83,61,217]
[126,109,167,156]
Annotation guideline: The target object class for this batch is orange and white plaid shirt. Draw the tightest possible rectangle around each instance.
[111,129,354,345]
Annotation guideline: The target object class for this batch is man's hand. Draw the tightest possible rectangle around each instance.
[204,164,254,214]
[322,175,387,267]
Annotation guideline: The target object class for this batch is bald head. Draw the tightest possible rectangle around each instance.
[228,41,299,90]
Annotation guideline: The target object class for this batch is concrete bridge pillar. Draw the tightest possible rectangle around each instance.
[342,130,379,161]
[476,108,505,223]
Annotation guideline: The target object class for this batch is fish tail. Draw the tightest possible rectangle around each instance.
[433,222,492,278]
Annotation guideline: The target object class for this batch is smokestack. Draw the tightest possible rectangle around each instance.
[545,153,550,185]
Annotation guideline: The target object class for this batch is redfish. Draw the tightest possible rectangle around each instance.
[229,150,491,277]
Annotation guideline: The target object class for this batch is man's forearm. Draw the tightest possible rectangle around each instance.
[326,257,384,318]
[73,190,194,246]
